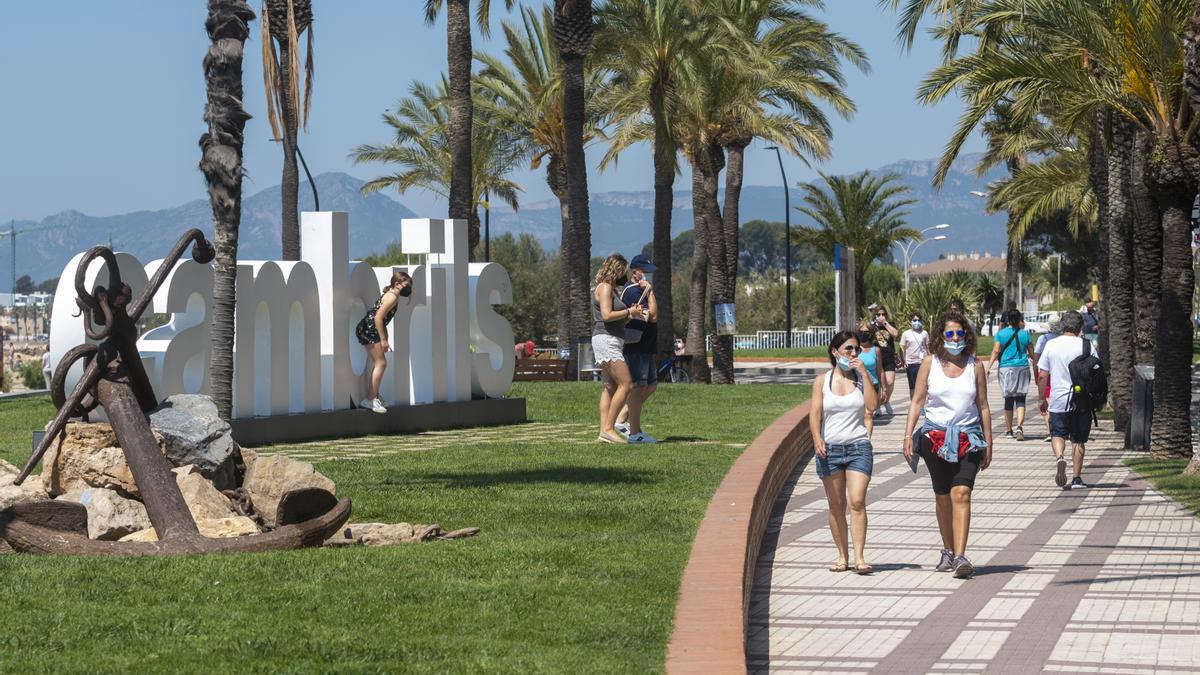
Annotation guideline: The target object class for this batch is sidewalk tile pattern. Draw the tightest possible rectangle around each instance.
[749,377,1200,674]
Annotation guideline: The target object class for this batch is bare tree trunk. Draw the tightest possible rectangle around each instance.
[278,38,300,261]
[686,159,711,384]
[1090,113,1112,382]
[447,0,474,231]
[556,0,593,378]
[1003,157,1026,311]
[1131,131,1161,368]
[1106,118,1135,438]
[652,130,675,357]
[1147,136,1199,458]
[200,0,255,420]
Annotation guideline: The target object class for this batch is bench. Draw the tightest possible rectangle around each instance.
[513,357,569,382]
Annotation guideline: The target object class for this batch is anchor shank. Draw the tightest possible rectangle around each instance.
[96,373,199,540]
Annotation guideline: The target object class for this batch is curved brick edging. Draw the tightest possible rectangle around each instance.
[665,401,814,674]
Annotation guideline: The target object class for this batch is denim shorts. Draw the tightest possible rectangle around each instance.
[626,352,657,386]
[816,440,874,478]
[1050,410,1091,444]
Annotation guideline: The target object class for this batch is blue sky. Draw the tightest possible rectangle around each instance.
[0,0,980,221]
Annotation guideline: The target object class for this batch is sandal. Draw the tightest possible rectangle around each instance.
[854,564,874,575]
[828,562,849,572]
[598,432,628,444]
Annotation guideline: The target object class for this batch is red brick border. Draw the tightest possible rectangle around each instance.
[665,401,814,674]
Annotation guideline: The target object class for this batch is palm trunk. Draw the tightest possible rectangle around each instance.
[854,264,867,319]
[1105,118,1135,437]
[1090,112,1112,381]
[1003,157,1025,311]
[1146,136,1199,458]
[549,154,573,355]
[556,0,593,379]
[699,142,733,384]
[200,0,255,420]
[711,139,747,385]
[278,38,300,261]
[447,0,474,230]
[1131,131,1161,368]
[652,128,675,357]
[686,157,711,384]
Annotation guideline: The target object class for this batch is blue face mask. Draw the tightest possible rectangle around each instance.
[944,341,966,355]
[911,321,922,330]
[837,356,853,371]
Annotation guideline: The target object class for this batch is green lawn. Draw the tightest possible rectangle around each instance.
[1125,458,1200,516]
[0,382,808,673]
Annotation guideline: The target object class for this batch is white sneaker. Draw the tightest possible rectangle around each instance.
[359,398,374,410]
[628,432,657,444]
[370,398,387,414]
[615,422,630,436]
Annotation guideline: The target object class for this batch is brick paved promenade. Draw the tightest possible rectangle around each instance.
[749,375,1200,673]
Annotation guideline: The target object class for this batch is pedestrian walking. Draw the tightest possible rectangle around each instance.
[1037,311,1102,489]
[614,254,659,444]
[857,322,882,426]
[1033,319,1062,442]
[903,311,993,579]
[592,254,647,444]
[809,330,878,575]
[1080,299,1100,350]
[870,305,900,415]
[355,271,413,413]
[900,311,929,395]
[987,309,1035,441]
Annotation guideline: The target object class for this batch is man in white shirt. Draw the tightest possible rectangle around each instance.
[1037,311,1090,490]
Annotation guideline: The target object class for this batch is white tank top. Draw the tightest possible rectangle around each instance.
[925,355,979,428]
[820,371,869,445]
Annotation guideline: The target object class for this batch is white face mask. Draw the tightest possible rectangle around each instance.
[945,341,966,355]
[911,320,922,330]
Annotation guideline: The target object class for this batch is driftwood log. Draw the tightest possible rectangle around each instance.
[0,230,351,556]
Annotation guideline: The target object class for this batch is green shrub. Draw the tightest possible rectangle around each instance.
[20,358,45,390]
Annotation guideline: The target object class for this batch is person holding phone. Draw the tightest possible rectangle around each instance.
[870,305,900,415]
[355,271,413,413]
[810,330,878,574]
[903,311,993,579]
[593,254,646,444]
[614,254,659,443]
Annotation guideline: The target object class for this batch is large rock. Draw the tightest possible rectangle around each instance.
[118,516,260,542]
[243,455,335,528]
[0,459,49,510]
[58,487,151,541]
[172,465,237,521]
[324,522,441,547]
[149,395,237,490]
[40,423,155,498]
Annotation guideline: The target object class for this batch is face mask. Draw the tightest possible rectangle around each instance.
[911,321,922,329]
[398,285,412,298]
[837,356,853,371]
[944,341,966,355]
[615,275,629,286]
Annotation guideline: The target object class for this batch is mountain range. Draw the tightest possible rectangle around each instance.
[2,153,1007,288]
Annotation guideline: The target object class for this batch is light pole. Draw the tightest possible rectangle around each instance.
[765,145,792,347]
[900,224,950,291]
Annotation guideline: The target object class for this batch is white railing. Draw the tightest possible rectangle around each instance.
[705,326,837,351]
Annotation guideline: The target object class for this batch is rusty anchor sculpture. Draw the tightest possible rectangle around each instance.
[0,230,351,555]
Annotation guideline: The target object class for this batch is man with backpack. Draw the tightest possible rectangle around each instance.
[1037,311,1107,489]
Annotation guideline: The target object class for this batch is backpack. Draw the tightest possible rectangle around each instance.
[1067,339,1107,422]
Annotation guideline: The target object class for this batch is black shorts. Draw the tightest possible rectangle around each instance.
[917,433,982,495]
[880,351,897,372]
[1049,410,1091,444]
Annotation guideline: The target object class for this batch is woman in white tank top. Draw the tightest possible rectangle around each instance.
[808,331,878,574]
[902,311,993,579]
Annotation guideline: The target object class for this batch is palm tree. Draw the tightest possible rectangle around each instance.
[918,0,1196,456]
[260,0,313,261]
[424,0,516,255]
[792,171,919,313]
[202,0,256,420]
[350,79,523,241]
[474,5,602,367]
[595,0,702,357]
[553,0,594,378]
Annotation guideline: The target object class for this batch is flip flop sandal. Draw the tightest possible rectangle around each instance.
[828,562,849,572]
[854,564,874,575]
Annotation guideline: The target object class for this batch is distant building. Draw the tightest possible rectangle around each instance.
[0,292,53,310]
[909,251,1006,279]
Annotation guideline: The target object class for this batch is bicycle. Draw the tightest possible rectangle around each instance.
[656,353,693,383]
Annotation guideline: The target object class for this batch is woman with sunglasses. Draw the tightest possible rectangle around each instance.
[870,306,900,415]
[810,330,878,574]
[902,311,993,579]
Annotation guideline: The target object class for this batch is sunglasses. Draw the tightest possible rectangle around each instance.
[944,330,965,339]
[839,345,862,354]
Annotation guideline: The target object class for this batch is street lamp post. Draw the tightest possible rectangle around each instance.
[900,224,951,291]
[765,146,792,347]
